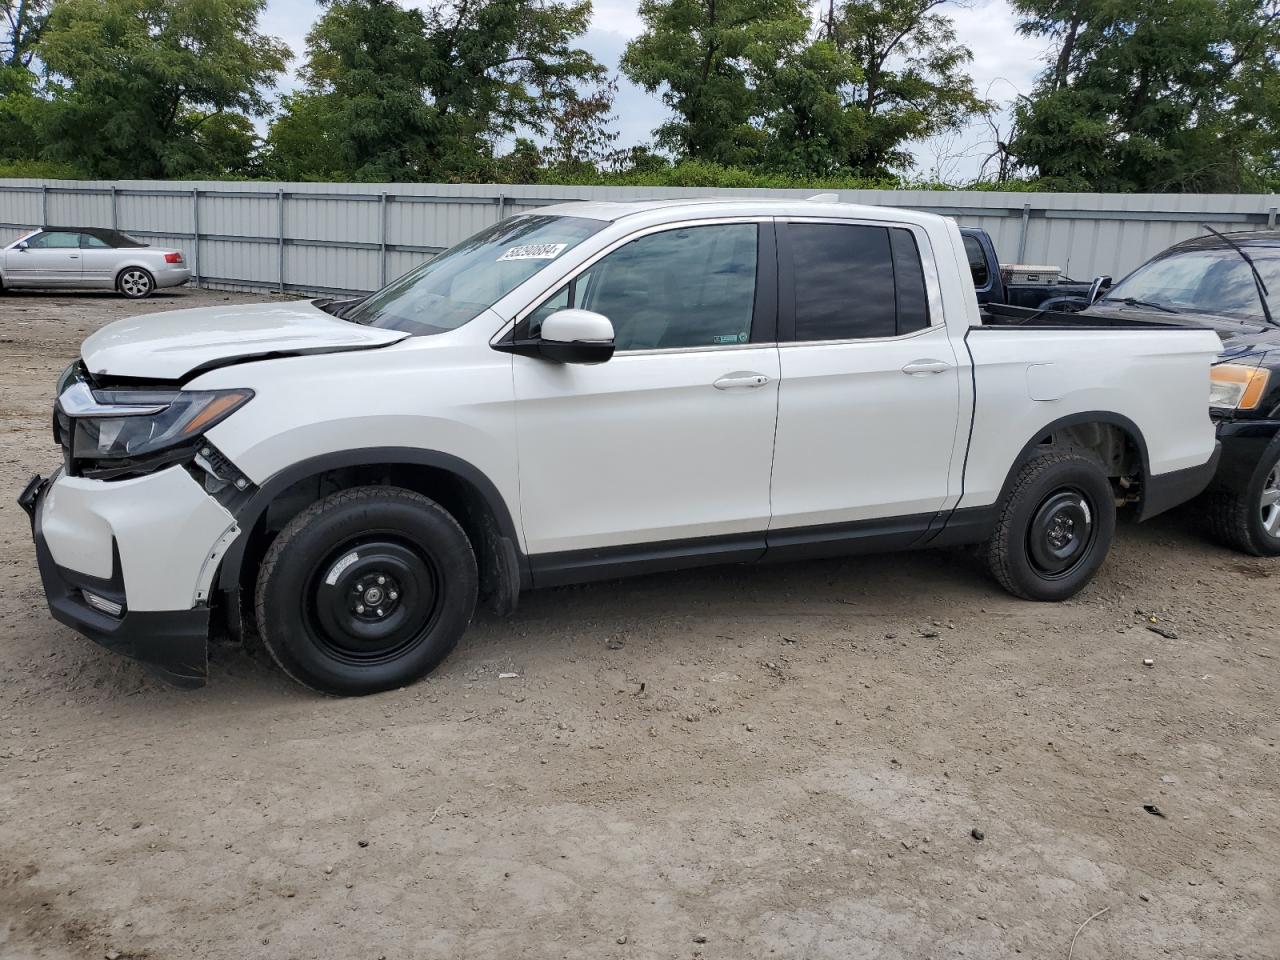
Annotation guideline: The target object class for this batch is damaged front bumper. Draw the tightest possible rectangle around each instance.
[19,467,240,688]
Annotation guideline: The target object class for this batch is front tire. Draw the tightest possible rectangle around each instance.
[255,487,478,695]
[1205,436,1280,556]
[117,267,154,299]
[985,453,1116,601]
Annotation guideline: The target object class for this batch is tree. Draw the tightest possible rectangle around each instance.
[1009,0,1280,191]
[543,76,620,171]
[2,0,48,67]
[35,0,290,178]
[821,0,986,177]
[267,0,605,182]
[268,0,435,181]
[0,0,49,162]
[621,0,813,167]
[757,35,863,176]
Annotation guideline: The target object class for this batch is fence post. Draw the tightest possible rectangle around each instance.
[1269,205,1277,230]
[379,191,388,288]
[110,185,117,229]
[277,188,286,294]
[40,184,48,226]
[191,188,200,287]
[497,191,505,221]
[1016,202,1032,263]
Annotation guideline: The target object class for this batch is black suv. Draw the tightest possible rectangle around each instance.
[1076,230,1280,555]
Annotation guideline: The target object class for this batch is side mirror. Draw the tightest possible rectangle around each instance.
[539,309,615,364]
[15,241,28,251]
[1087,275,1112,304]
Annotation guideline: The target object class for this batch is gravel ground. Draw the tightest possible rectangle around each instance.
[0,286,1277,960]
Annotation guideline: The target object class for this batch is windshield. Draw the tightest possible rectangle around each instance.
[1101,246,1280,321]
[342,214,606,334]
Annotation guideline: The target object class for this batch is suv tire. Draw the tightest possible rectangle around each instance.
[255,486,478,695]
[985,453,1116,601]
[1205,435,1280,556]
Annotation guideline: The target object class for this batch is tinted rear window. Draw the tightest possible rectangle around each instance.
[788,223,930,341]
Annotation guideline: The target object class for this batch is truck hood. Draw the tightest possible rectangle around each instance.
[81,299,410,381]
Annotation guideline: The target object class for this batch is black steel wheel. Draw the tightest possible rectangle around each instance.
[1025,487,1098,580]
[255,486,477,695]
[986,453,1116,601]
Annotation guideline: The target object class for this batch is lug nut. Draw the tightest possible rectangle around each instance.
[376,608,384,617]
[389,591,398,600]
[356,604,365,614]
[377,576,386,585]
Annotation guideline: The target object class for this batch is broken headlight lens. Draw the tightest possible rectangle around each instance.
[58,382,253,465]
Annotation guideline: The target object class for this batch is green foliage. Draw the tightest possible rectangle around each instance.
[0,63,42,160]
[622,0,984,178]
[265,0,605,182]
[1010,0,1280,192]
[514,157,1026,190]
[2,0,48,68]
[822,0,988,177]
[34,0,290,179]
[0,158,84,178]
[621,0,812,166]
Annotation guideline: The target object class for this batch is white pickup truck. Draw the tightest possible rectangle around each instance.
[19,199,1223,694]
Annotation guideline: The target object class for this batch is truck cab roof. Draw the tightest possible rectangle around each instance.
[538,197,951,232]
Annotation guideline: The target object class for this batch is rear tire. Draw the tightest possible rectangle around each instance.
[985,453,1116,601]
[117,267,154,299]
[1205,436,1280,556]
[254,486,478,695]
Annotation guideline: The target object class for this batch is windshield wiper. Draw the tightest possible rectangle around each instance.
[1100,296,1179,315]
[1201,223,1279,328]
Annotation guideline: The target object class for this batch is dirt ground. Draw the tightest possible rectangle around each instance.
[0,286,1277,960]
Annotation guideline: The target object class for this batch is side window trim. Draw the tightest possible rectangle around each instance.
[777,217,943,345]
[503,218,779,352]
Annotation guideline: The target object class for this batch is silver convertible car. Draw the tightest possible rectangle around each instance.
[0,227,191,299]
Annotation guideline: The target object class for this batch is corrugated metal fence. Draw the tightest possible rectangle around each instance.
[1,178,1277,297]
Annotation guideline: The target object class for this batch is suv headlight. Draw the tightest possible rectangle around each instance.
[56,380,253,475]
[1210,363,1270,412]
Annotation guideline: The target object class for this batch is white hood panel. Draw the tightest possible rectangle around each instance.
[81,299,409,380]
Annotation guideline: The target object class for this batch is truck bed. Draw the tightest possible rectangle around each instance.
[977,302,1206,330]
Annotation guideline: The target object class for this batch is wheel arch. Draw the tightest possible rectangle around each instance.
[999,410,1151,516]
[115,262,155,290]
[216,448,527,615]
[930,411,1153,547]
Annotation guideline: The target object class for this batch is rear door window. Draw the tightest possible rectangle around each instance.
[784,222,931,341]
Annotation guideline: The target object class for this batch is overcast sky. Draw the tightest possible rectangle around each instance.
[259,0,1050,180]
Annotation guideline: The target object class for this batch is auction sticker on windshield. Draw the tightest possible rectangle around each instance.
[498,243,568,262]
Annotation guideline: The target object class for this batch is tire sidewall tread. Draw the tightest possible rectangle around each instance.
[986,452,1117,601]
[1205,435,1280,556]
[254,486,478,695]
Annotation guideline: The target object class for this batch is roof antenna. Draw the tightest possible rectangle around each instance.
[806,193,839,203]
[1202,223,1278,328]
